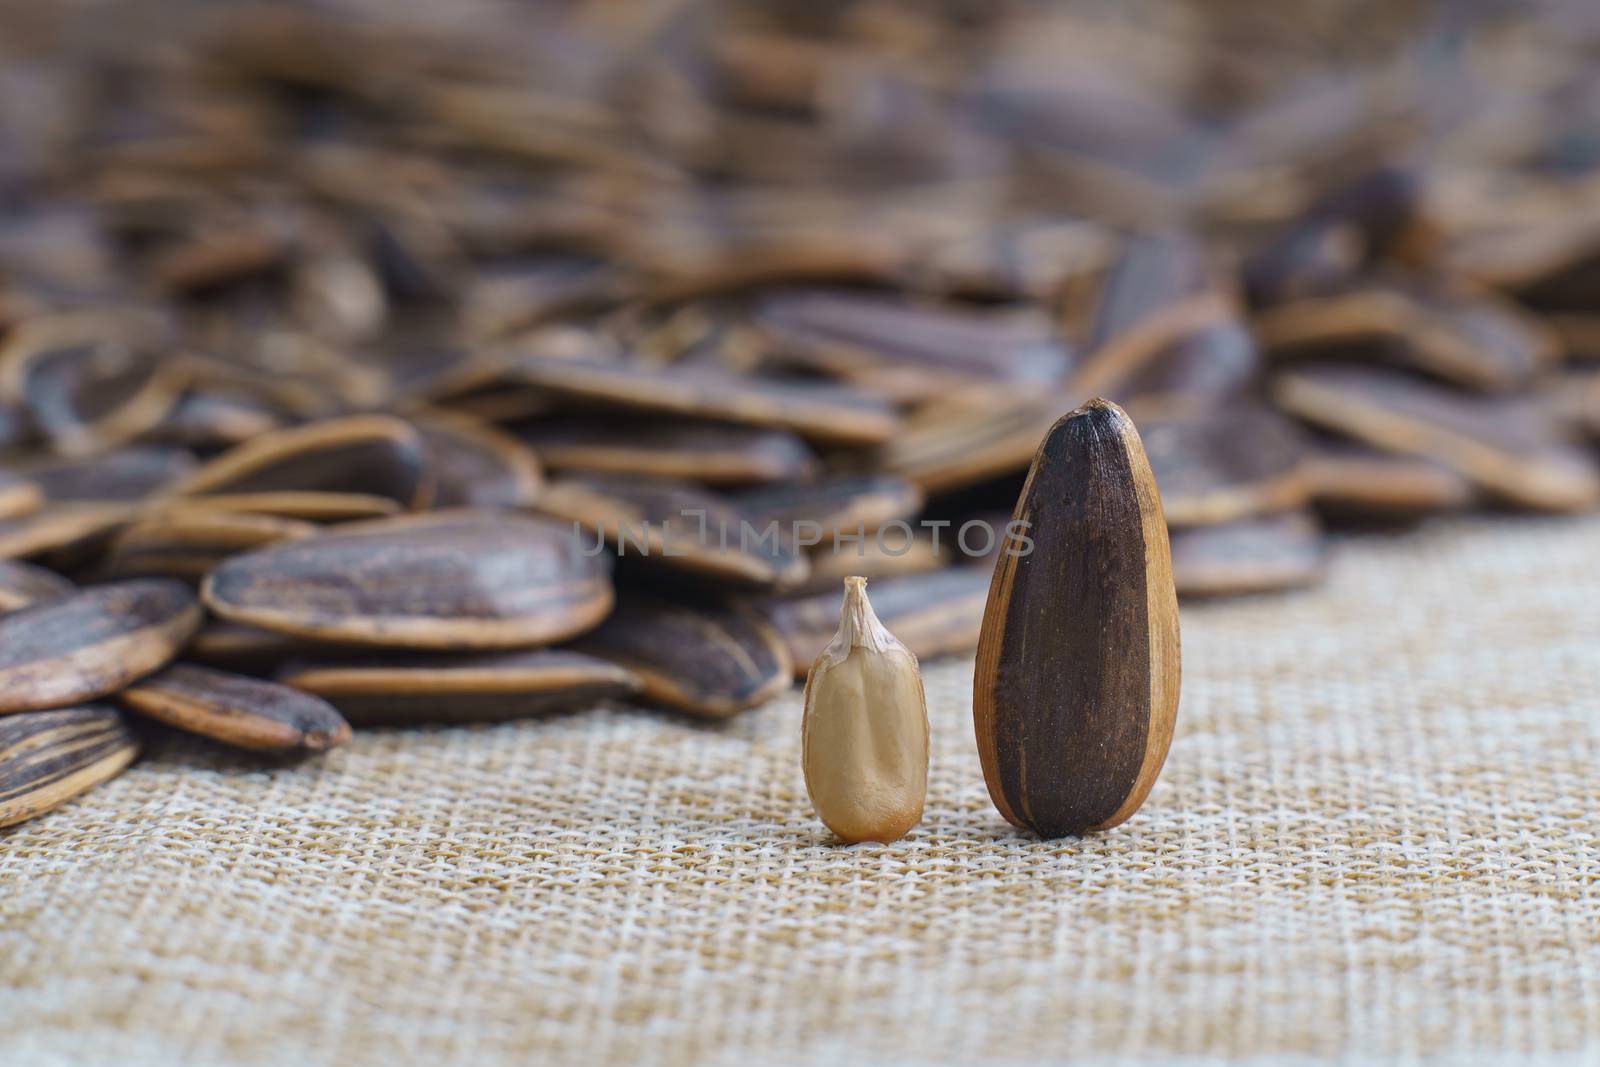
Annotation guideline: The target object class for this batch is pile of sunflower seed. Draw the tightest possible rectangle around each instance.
[2,2,1599,826]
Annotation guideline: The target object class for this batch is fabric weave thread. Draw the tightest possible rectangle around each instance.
[3,515,1598,1066]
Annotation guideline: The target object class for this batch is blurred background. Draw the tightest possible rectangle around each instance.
[0,0,1598,612]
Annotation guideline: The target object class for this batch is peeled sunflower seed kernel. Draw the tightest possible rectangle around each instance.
[801,577,929,845]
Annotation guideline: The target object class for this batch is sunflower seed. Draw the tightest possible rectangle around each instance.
[119,663,351,753]
[0,578,201,713]
[974,399,1181,837]
[539,476,809,588]
[1138,404,1310,526]
[165,415,433,509]
[0,705,139,828]
[278,649,638,725]
[1171,511,1329,596]
[0,560,75,613]
[203,510,613,649]
[414,412,543,509]
[1274,365,1600,512]
[518,418,816,486]
[570,597,790,717]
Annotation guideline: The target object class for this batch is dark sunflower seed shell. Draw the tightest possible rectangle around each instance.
[203,510,613,649]
[506,355,900,446]
[1139,404,1310,526]
[1171,511,1329,597]
[415,412,544,509]
[0,472,42,520]
[166,414,434,510]
[0,559,75,613]
[0,579,201,713]
[569,598,791,718]
[1274,365,1600,512]
[519,418,816,486]
[539,476,809,589]
[119,663,351,753]
[278,649,638,725]
[0,705,139,828]
[974,399,1181,838]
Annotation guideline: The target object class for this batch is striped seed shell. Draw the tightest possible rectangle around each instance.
[203,510,613,649]
[974,399,1181,837]
[119,663,351,753]
[570,597,791,717]
[0,705,139,827]
[0,559,75,612]
[165,414,434,509]
[279,650,638,725]
[0,578,202,713]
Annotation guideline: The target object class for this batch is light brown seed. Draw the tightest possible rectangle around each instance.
[119,663,352,753]
[801,578,928,843]
[0,578,202,713]
[974,399,1181,837]
[0,705,139,828]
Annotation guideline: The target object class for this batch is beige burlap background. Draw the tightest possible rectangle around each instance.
[3,514,1598,1066]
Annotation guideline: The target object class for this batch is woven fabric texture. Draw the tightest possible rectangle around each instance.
[3,515,1599,1066]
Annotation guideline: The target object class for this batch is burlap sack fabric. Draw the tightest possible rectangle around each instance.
[4,514,1598,1066]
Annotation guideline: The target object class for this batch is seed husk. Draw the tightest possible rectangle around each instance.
[734,474,924,537]
[1274,365,1600,512]
[143,387,288,452]
[414,411,543,509]
[278,649,638,725]
[753,288,1070,402]
[881,391,1069,493]
[0,705,139,828]
[0,472,42,520]
[505,354,900,446]
[1303,440,1476,517]
[1066,233,1248,405]
[801,577,928,843]
[750,566,992,680]
[1253,278,1557,393]
[0,503,137,564]
[101,511,317,580]
[0,560,75,613]
[165,414,434,510]
[203,510,613,649]
[0,311,183,456]
[974,399,1181,837]
[1138,404,1310,526]
[1171,511,1329,596]
[0,578,202,713]
[119,662,351,753]
[150,491,403,522]
[16,446,197,503]
[539,476,809,588]
[518,418,816,486]
[570,597,791,717]
[184,619,316,674]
